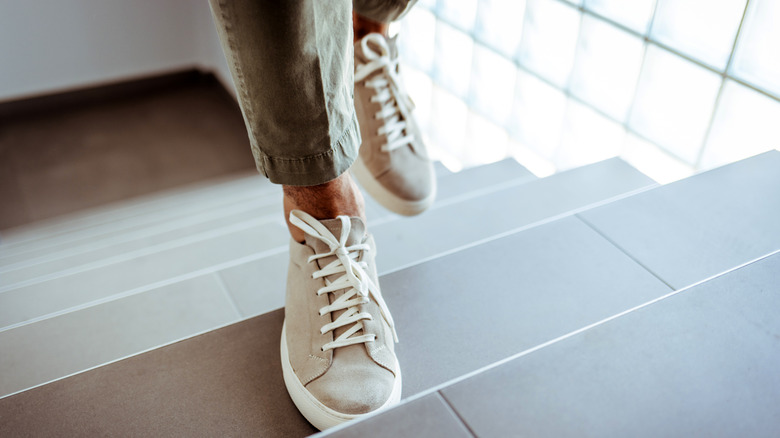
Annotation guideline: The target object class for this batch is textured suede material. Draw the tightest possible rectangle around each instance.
[288,217,398,414]
[354,35,434,202]
[286,241,333,385]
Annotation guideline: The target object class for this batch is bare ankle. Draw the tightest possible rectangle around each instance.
[353,11,389,41]
[283,172,366,242]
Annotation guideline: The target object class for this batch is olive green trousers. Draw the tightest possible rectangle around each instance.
[208,0,416,186]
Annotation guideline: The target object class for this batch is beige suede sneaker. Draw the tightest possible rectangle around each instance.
[281,210,401,430]
[353,33,436,216]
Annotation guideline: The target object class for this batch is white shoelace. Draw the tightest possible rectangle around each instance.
[355,34,416,153]
[290,210,398,352]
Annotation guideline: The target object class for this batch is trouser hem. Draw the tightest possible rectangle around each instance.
[258,112,362,186]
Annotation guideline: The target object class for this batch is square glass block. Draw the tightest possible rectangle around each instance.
[508,69,567,160]
[700,80,780,170]
[650,0,747,70]
[508,139,557,177]
[474,0,526,57]
[400,65,434,139]
[730,0,780,97]
[462,111,510,166]
[516,0,582,88]
[584,0,656,34]
[430,85,469,157]
[436,0,478,32]
[433,21,474,99]
[569,15,645,121]
[398,7,437,74]
[629,45,722,164]
[555,99,626,170]
[418,0,437,10]
[468,44,517,125]
[621,134,694,183]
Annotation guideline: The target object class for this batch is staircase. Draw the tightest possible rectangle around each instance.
[1,152,778,436]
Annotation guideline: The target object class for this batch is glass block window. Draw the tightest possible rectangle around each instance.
[398,0,780,180]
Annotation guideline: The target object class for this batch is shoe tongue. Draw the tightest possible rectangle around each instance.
[304,216,369,342]
[304,217,366,271]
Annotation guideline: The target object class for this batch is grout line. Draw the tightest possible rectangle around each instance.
[0,192,281,273]
[0,161,538,292]
[437,391,479,437]
[381,182,657,278]
[371,248,780,417]
[0,163,532,330]
[575,214,676,291]
[0,217,282,293]
[693,0,751,170]
[214,272,242,319]
[0,246,289,334]
[0,313,256,401]
[0,176,275,251]
[0,171,654,333]
[415,0,779,173]
[0,168,658,395]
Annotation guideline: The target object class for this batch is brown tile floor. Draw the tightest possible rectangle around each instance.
[0,73,255,231]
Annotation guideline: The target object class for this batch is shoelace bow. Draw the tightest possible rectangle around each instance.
[290,210,398,352]
[355,33,416,153]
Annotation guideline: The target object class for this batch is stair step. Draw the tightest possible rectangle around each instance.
[0,158,651,406]
[1,153,777,435]
[0,159,532,289]
[0,172,277,266]
[326,250,780,437]
[215,158,653,320]
[579,150,780,288]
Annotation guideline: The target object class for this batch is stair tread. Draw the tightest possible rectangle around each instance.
[0,158,652,398]
[435,251,780,438]
[580,150,780,288]
[0,216,671,436]
[0,159,532,281]
[2,153,777,436]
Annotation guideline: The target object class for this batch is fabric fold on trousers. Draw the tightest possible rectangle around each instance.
[208,0,415,186]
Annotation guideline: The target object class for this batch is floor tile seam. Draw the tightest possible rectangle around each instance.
[574,214,676,291]
[431,174,537,209]
[380,183,658,278]
[0,174,271,245]
[0,157,514,251]
[382,248,780,414]
[0,314,250,401]
[0,196,283,274]
[0,183,274,250]
[2,182,662,405]
[214,271,243,320]
[436,391,479,437]
[0,167,549,291]
[0,173,657,385]
[6,214,763,406]
[0,216,283,293]
[0,245,289,334]
[0,187,280,260]
[0,158,578,258]
[0,164,522,269]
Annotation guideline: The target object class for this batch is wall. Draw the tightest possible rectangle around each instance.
[0,0,235,102]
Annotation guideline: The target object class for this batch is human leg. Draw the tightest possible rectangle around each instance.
[207,0,400,430]
[351,0,436,216]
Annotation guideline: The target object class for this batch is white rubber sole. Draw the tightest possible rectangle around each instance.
[352,155,436,217]
[280,322,403,431]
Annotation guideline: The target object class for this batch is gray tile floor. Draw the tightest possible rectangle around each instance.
[439,251,780,437]
[3,151,777,436]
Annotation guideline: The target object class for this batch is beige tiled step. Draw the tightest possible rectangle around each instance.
[0,172,276,265]
[0,158,652,401]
